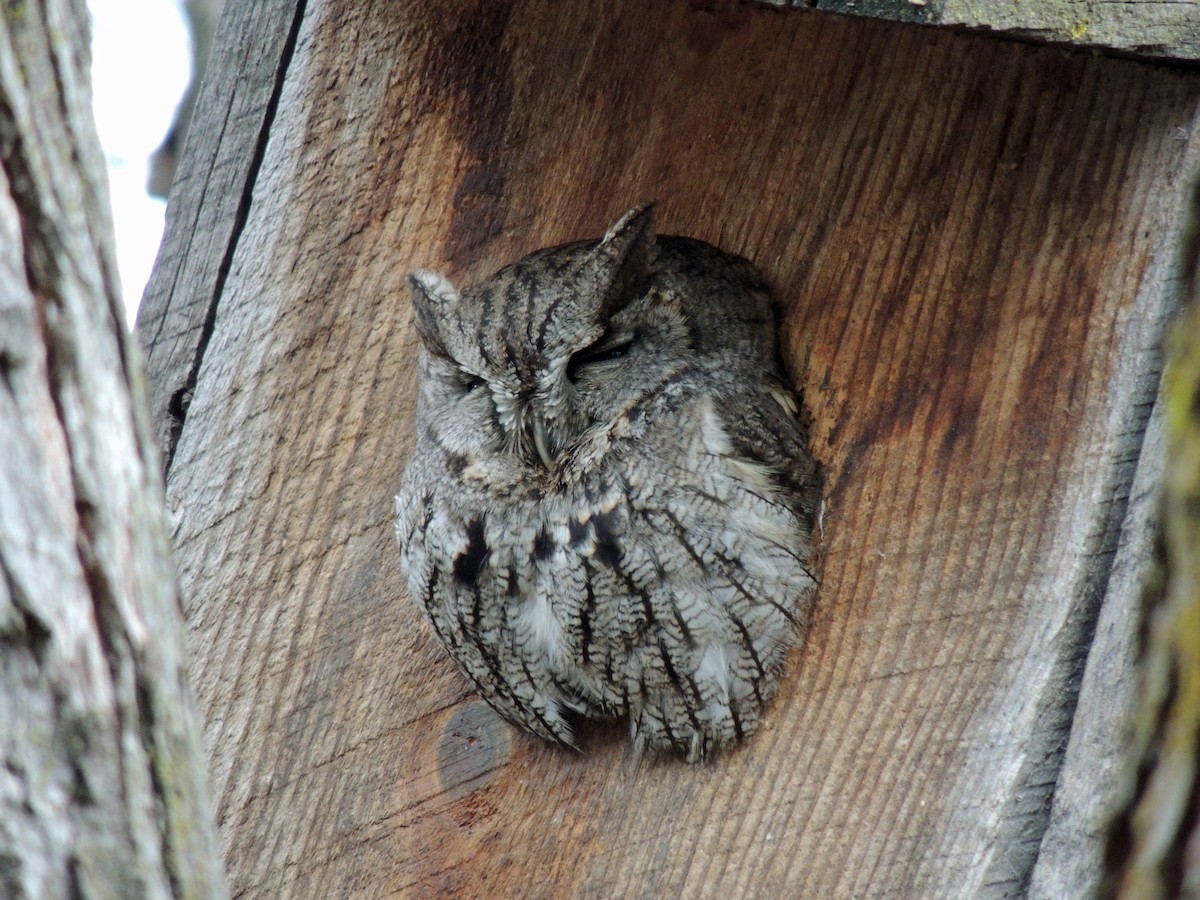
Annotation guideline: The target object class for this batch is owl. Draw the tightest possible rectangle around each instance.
[395,204,821,762]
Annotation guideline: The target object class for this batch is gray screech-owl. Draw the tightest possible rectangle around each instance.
[395,204,820,761]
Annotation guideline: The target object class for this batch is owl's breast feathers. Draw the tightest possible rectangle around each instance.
[401,390,818,759]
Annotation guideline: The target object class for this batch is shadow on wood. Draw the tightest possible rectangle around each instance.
[138,1,1200,895]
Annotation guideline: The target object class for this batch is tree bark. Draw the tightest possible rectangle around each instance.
[0,1,225,896]
[139,0,1200,896]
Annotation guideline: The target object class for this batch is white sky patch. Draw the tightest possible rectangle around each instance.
[88,0,191,326]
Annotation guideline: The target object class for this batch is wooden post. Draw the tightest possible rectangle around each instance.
[139,1,1200,894]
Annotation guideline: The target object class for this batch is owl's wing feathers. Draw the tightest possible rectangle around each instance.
[610,385,819,761]
[657,237,820,535]
[723,377,822,525]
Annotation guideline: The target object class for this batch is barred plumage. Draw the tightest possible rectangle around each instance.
[395,205,820,761]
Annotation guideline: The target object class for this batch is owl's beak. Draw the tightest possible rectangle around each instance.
[531,416,555,468]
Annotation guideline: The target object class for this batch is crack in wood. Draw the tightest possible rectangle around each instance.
[161,0,312,473]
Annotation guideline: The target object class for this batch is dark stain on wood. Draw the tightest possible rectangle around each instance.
[426,1,516,269]
[436,701,512,803]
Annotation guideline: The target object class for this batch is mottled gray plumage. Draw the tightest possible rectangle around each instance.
[395,205,820,761]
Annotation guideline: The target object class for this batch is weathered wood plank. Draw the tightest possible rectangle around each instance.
[135,0,307,467]
[1024,144,1192,890]
[152,0,1200,895]
[1030,397,1166,898]
[1101,177,1200,899]
[756,0,1200,63]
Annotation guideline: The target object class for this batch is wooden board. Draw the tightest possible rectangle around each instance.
[138,1,1200,895]
[136,0,307,466]
[1103,176,1200,898]
[757,0,1200,63]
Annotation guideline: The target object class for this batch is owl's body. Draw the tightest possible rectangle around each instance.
[395,206,820,761]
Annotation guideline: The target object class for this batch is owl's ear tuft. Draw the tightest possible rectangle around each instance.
[593,202,656,318]
[409,269,459,358]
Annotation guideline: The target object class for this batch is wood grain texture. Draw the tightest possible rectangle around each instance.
[1101,175,1200,900]
[1029,400,1165,899]
[144,1,1200,895]
[136,0,307,467]
[757,0,1200,63]
[0,1,225,895]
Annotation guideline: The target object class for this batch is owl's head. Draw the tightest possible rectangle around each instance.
[409,204,692,475]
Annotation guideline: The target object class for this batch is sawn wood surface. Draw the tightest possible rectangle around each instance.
[138,2,1200,895]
